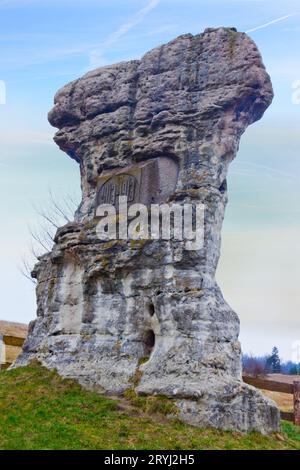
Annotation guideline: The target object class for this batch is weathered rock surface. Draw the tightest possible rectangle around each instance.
[16,27,280,433]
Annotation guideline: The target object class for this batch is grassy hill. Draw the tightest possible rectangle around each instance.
[0,364,299,450]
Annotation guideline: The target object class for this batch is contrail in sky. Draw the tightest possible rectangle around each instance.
[90,0,160,67]
[246,13,300,33]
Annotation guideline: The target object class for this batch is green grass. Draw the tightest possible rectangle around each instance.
[0,364,299,450]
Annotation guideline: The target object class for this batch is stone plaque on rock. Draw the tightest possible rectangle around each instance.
[96,157,179,209]
[97,174,138,205]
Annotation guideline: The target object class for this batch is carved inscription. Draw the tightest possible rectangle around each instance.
[96,158,179,211]
[97,174,138,205]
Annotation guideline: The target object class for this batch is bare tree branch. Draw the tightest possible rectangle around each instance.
[49,189,72,223]
[20,191,80,284]
[19,258,36,285]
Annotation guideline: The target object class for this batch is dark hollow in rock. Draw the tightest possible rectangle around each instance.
[143,329,156,357]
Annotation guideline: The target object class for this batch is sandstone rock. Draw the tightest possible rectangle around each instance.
[15,27,280,433]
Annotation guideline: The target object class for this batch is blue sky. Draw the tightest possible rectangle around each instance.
[0,0,300,360]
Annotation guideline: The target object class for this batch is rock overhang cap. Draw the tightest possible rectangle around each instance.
[48,27,273,166]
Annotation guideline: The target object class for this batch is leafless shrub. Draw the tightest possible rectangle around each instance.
[242,354,268,377]
[20,190,79,284]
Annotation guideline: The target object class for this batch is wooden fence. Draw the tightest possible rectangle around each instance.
[243,375,300,425]
[0,334,26,370]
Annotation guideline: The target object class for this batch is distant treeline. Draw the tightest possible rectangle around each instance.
[243,346,300,376]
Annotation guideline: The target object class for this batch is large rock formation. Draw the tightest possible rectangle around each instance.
[16,27,280,433]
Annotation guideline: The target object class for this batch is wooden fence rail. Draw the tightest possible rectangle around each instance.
[243,375,300,425]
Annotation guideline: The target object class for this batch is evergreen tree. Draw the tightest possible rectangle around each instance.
[289,365,298,375]
[266,347,281,373]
